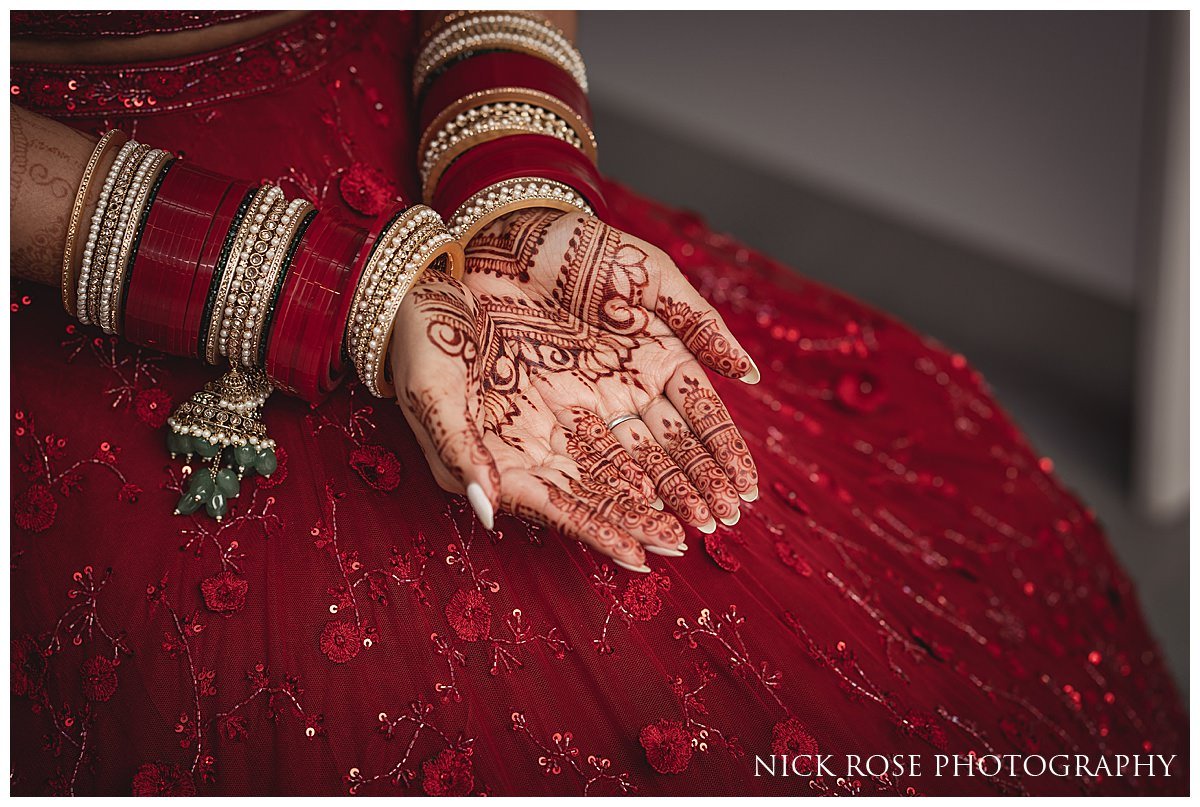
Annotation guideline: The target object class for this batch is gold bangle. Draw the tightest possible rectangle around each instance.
[242,198,314,368]
[413,12,587,97]
[225,194,287,365]
[420,102,587,201]
[103,149,172,334]
[347,206,463,397]
[76,139,140,325]
[347,208,444,360]
[207,185,278,365]
[87,142,151,326]
[62,129,127,317]
[448,177,593,244]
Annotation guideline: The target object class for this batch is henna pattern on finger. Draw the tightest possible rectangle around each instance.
[507,478,643,562]
[658,417,739,523]
[463,209,561,281]
[591,482,685,548]
[561,408,656,501]
[401,387,500,496]
[677,375,758,493]
[655,296,751,378]
[626,430,710,526]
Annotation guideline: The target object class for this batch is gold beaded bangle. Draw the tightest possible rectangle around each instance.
[241,198,314,368]
[419,101,588,201]
[87,142,151,326]
[347,206,463,397]
[77,139,140,324]
[448,177,594,244]
[225,194,287,366]
[206,185,278,365]
[420,88,597,166]
[103,149,172,335]
[413,12,587,97]
[347,208,444,360]
[62,129,128,316]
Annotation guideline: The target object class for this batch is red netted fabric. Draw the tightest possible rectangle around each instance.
[9,11,1187,797]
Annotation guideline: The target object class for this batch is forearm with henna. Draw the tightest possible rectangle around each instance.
[10,103,103,286]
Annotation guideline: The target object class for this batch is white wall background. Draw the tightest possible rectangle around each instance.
[579,11,1149,304]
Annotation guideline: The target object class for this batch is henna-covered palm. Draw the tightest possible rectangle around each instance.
[392,272,686,571]
[461,210,759,535]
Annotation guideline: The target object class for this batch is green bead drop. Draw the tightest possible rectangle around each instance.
[205,492,227,520]
[255,448,278,476]
[176,492,204,515]
[233,444,257,470]
[166,431,190,456]
[215,468,241,498]
[186,472,215,498]
[192,437,220,458]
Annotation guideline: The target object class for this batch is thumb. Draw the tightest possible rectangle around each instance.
[390,273,501,529]
[649,251,760,384]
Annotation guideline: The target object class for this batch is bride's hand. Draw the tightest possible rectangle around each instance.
[391,270,687,572]
[461,209,759,537]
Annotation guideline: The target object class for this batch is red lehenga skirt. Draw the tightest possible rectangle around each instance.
[9,11,1187,797]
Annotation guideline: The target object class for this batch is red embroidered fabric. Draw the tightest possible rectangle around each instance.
[9,11,1188,797]
[11,11,269,39]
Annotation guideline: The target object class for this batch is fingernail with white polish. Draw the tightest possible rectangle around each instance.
[698,518,718,534]
[650,497,665,511]
[646,545,685,558]
[739,486,759,503]
[677,543,689,551]
[614,558,652,573]
[720,510,741,527]
[466,482,494,531]
[740,356,761,385]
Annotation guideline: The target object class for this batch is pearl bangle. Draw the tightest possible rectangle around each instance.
[448,177,593,243]
[100,148,171,334]
[241,198,314,368]
[217,187,283,361]
[413,12,588,97]
[77,139,140,325]
[420,101,588,200]
[62,129,128,316]
[346,205,462,398]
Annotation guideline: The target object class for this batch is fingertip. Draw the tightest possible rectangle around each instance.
[697,518,718,535]
[466,482,495,531]
[613,558,653,574]
[739,486,759,503]
[739,356,761,385]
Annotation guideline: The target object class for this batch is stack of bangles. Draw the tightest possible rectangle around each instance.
[415,10,605,240]
[60,132,463,520]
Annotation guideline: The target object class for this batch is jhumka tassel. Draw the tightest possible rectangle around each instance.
[166,368,277,521]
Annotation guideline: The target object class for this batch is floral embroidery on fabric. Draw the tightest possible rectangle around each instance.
[510,711,636,795]
[344,699,477,795]
[13,410,137,532]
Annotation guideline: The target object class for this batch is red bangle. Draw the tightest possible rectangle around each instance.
[266,212,367,402]
[187,179,257,359]
[419,50,592,134]
[264,210,321,397]
[432,134,607,222]
[124,160,226,354]
[312,219,367,397]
